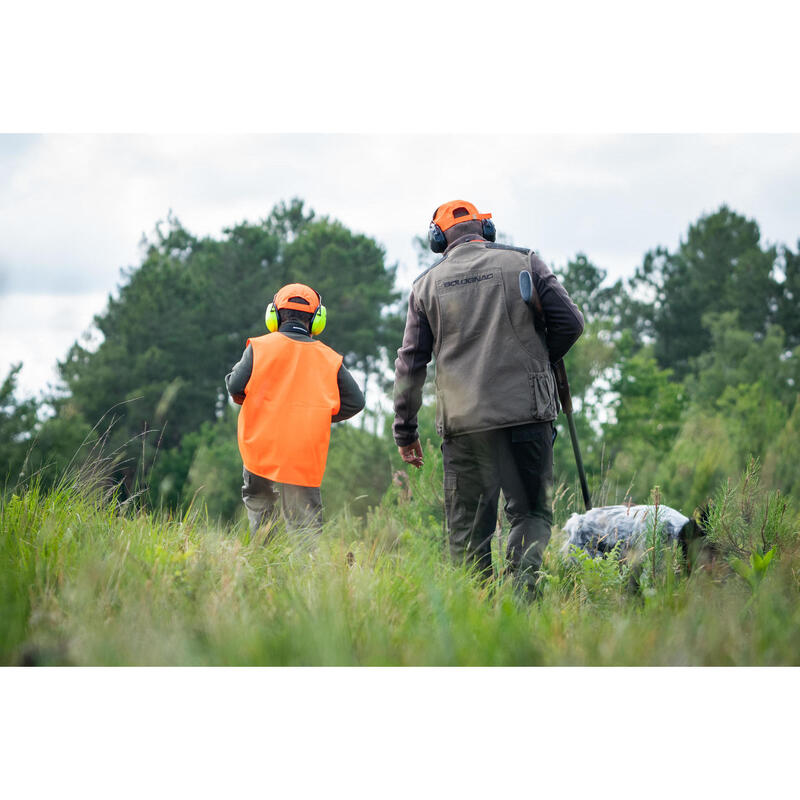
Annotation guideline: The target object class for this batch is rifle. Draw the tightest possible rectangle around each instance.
[518,270,592,511]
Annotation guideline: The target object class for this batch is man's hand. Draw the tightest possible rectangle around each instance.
[398,439,424,469]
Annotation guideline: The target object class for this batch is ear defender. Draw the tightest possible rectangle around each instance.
[265,296,326,335]
[482,218,496,242]
[428,221,447,254]
[265,302,279,332]
[310,304,327,336]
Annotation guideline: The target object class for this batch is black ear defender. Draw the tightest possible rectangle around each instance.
[428,219,448,253]
[481,217,496,242]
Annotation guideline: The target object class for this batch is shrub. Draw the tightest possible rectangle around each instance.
[705,459,796,560]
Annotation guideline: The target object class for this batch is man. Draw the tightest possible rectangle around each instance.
[226,282,365,538]
[393,200,584,592]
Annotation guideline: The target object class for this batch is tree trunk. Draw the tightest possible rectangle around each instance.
[361,371,369,429]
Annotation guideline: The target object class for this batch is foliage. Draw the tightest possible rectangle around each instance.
[628,205,781,377]
[600,340,687,501]
[2,457,799,666]
[3,202,800,667]
[730,548,776,595]
[0,364,38,488]
[278,216,403,377]
[687,311,799,409]
[321,423,395,518]
[19,402,99,491]
[651,410,736,512]
[182,410,244,523]
[637,487,684,599]
[606,343,687,455]
[763,399,800,497]
[705,458,794,560]
[38,199,402,498]
[550,255,622,496]
[8,201,797,523]
[147,408,398,523]
[555,252,627,326]
[567,542,630,613]
[776,242,800,349]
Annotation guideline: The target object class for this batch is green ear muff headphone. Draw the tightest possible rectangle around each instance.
[265,290,327,336]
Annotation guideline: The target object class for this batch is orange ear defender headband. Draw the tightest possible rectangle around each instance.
[265,283,327,336]
[428,200,496,253]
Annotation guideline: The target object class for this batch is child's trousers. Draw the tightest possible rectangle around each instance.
[241,467,323,539]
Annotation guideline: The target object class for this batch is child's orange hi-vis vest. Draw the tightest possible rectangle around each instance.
[237,333,343,487]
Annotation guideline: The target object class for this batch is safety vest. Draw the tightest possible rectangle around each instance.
[237,333,343,487]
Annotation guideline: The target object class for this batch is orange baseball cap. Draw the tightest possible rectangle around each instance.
[274,282,320,312]
[432,200,492,232]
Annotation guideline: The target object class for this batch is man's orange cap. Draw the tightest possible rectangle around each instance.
[432,200,492,232]
[274,283,320,312]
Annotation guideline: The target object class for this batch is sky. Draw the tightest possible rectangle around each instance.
[2,132,799,397]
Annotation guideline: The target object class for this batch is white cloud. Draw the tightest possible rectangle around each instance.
[0,291,106,398]
[1,133,799,396]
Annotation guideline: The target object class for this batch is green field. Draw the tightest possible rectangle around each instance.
[3,446,798,667]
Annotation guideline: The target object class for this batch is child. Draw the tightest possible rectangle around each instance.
[226,283,364,537]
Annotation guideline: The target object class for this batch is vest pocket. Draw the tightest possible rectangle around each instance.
[530,369,557,419]
[435,387,445,436]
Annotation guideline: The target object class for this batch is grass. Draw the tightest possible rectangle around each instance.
[2,448,800,666]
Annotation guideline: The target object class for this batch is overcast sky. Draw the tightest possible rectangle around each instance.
[2,133,799,397]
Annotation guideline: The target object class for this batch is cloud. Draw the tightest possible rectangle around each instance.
[0,291,106,397]
[2,133,799,395]
[2,134,799,296]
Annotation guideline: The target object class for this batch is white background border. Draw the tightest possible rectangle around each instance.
[2,2,798,795]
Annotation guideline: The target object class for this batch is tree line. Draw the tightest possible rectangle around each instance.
[2,200,798,519]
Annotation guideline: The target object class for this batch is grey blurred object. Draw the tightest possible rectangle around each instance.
[563,504,694,557]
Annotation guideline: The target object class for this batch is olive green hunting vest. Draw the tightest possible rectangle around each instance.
[413,241,558,438]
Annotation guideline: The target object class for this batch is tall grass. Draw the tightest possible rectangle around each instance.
[2,444,800,666]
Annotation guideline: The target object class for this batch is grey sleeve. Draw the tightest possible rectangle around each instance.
[530,253,585,363]
[392,289,434,447]
[225,344,253,405]
[332,363,365,422]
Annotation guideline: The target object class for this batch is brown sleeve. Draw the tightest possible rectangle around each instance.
[530,252,585,363]
[392,289,434,446]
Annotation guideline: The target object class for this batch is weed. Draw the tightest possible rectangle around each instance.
[2,458,800,666]
[706,458,794,559]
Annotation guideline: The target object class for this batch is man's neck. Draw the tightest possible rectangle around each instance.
[444,233,487,254]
